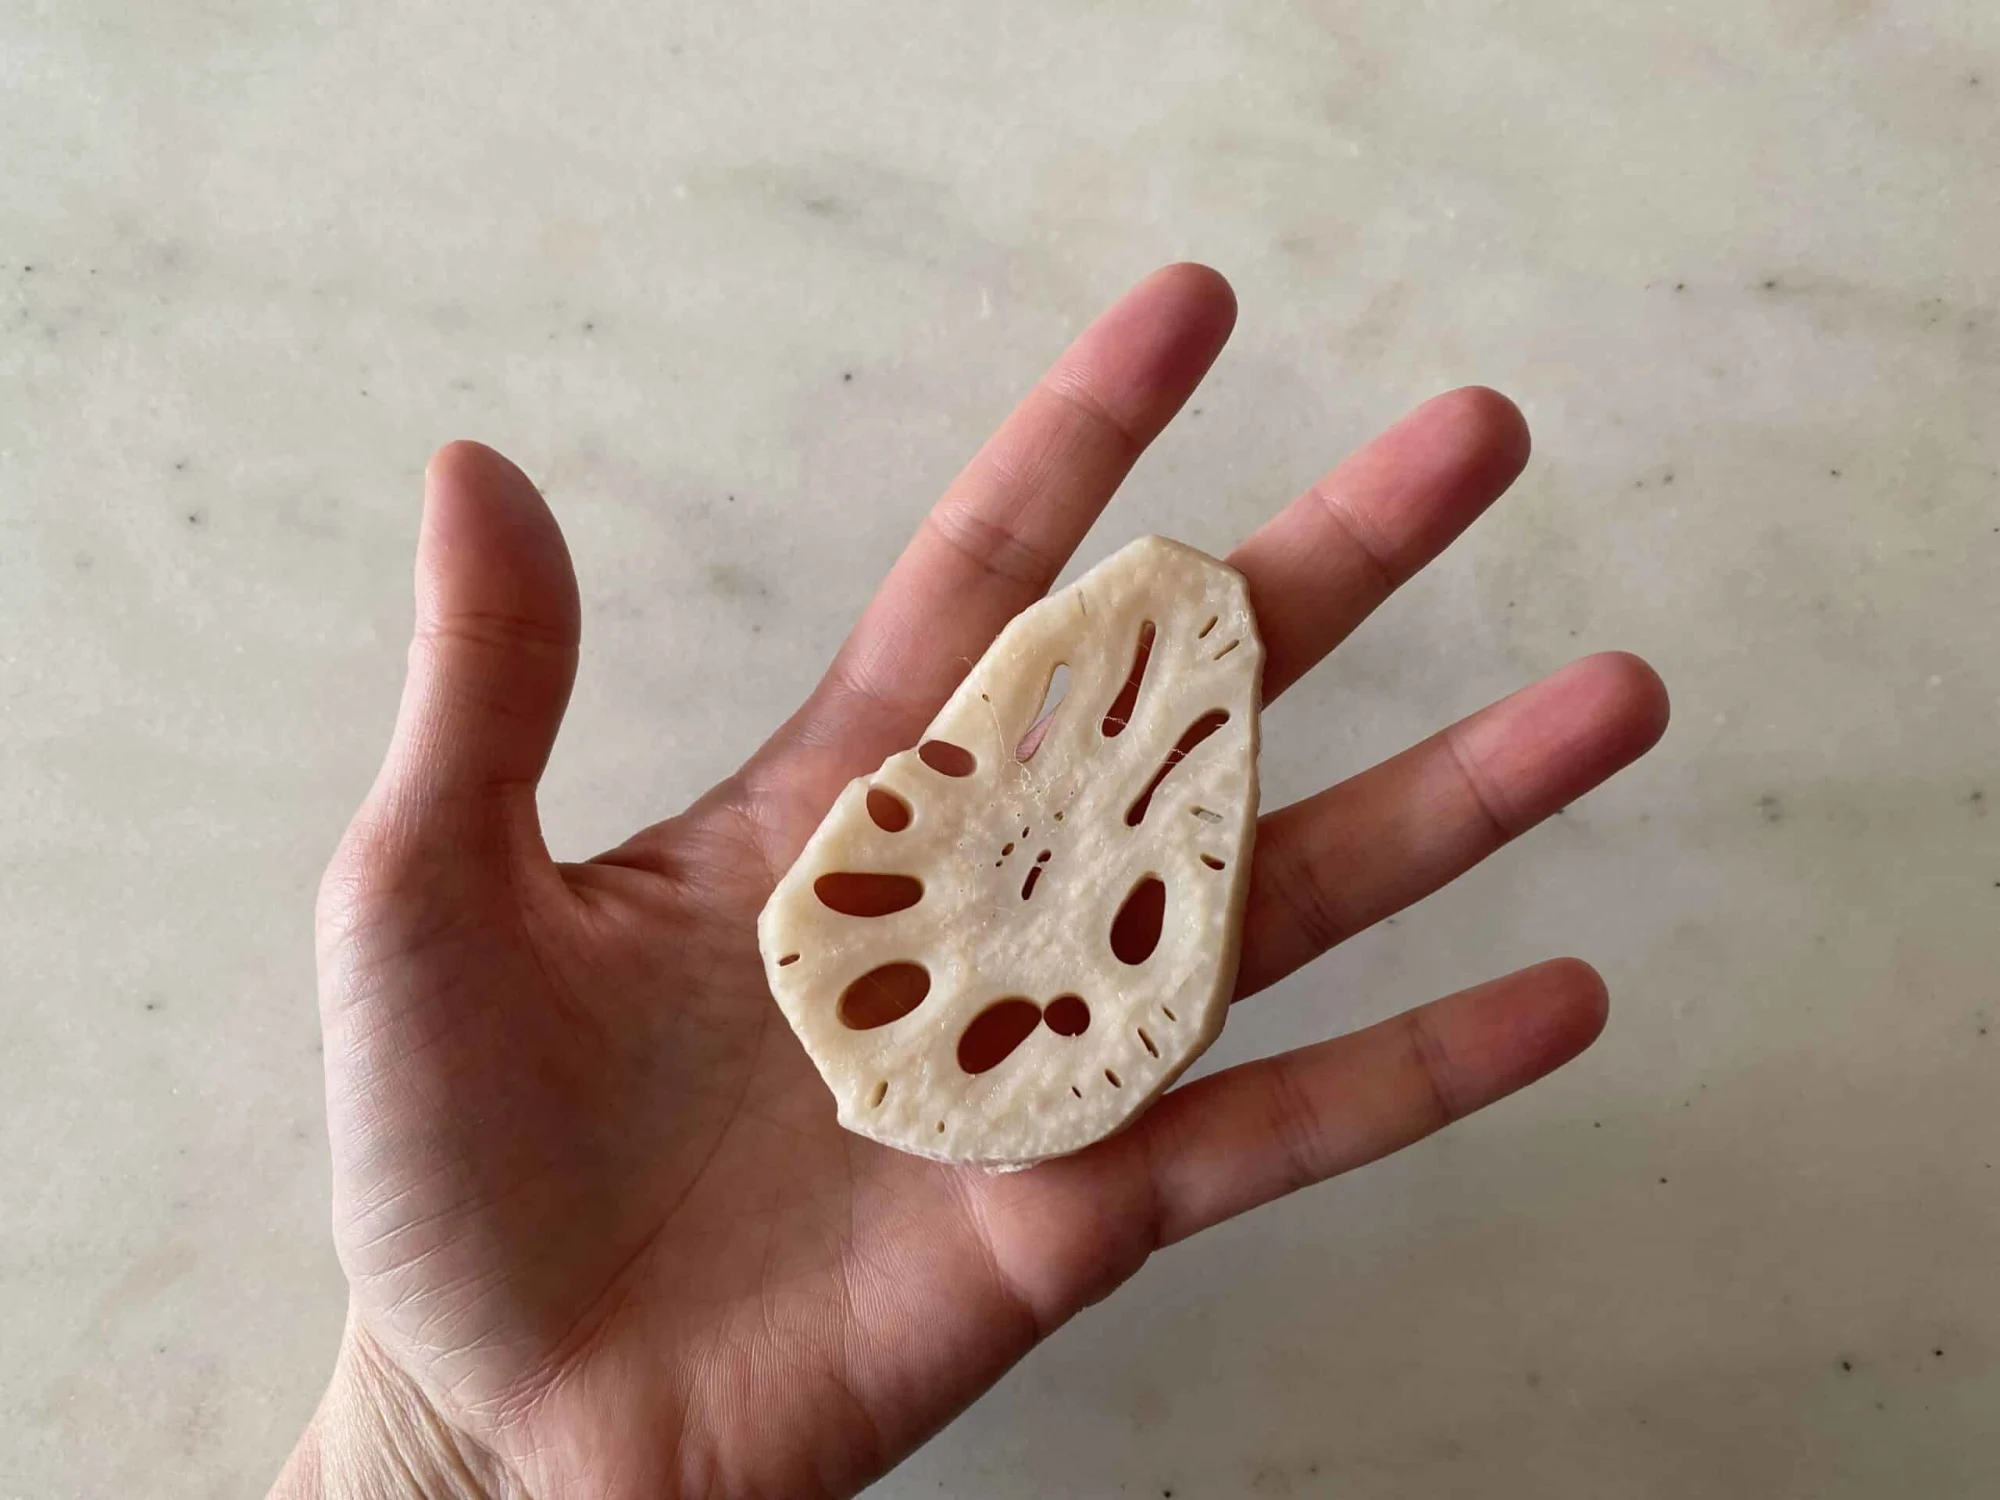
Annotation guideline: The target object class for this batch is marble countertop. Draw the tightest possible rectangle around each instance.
[4,2,1996,1495]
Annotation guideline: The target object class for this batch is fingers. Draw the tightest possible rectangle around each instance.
[1236,652,1670,998]
[367,442,580,847]
[754,264,1237,822]
[1139,958,1609,1244]
[1229,387,1531,704]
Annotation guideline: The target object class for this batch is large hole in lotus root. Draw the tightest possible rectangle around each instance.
[838,962,932,1030]
[1109,875,1166,965]
[918,739,976,776]
[957,998,1044,1074]
[1125,709,1230,826]
[814,872,923,917]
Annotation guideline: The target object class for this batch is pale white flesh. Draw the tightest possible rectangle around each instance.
[757,536,1264,1167]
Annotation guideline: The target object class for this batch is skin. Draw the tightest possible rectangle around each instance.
[272,264,1670,1500]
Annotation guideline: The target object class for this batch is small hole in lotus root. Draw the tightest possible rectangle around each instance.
[866,787,912,832]
[1198,614,1219,639]
[1213,638,1240,660]
[918,739,976,776]
[1044,994,1091,1036]
[1201,854,1226,871]
[1191,806,1222,824]
[1101,621,1156,737]
[777,952,800,967]
[815,872,923,917]
[837,962,931,1030]
[958,998,1043,1074]
[1020,865,1043,900]
[1138,1027,1159,1057]
[1110,875,1166,965]
[868,1080,888,1108]
[1105,1069,1123,1088]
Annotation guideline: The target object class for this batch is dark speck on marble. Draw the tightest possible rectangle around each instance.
[842,370,853,382]
[185,511,202,526]
[1829,468,1842,477]
[1840,1359,1854,1373]
[1673,281,1686,291]
[1757,793,1784,824]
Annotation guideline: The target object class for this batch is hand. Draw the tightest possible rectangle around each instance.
[275,265,1668,1500]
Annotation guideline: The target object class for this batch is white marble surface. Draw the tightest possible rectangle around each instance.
[4,1,1997,1494]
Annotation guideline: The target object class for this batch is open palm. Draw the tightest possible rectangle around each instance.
[285,265,1668,1500]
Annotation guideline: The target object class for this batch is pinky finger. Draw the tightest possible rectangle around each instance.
[1138,958,1608,1245]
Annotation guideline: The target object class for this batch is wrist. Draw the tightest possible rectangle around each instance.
[270,1313,515,1500]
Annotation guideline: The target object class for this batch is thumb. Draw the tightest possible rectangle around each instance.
[368,441,580,851]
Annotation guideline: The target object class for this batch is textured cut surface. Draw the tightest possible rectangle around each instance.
[759,536,1263,1166]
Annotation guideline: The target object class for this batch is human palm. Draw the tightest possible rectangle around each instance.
[284,266,1668,1500]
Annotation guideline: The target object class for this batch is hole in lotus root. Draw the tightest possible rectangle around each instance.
[1126,710,1230,826]
[918,739,976,777]
[866,787,912,832]
[815,872,924,917]
[1044,994,1090,1036]
[1016,663,1071,761]
[958,998,1043,1074]
[1100,622,1156,737]
[1110,875,1166,965]
[837,962,931,1030]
